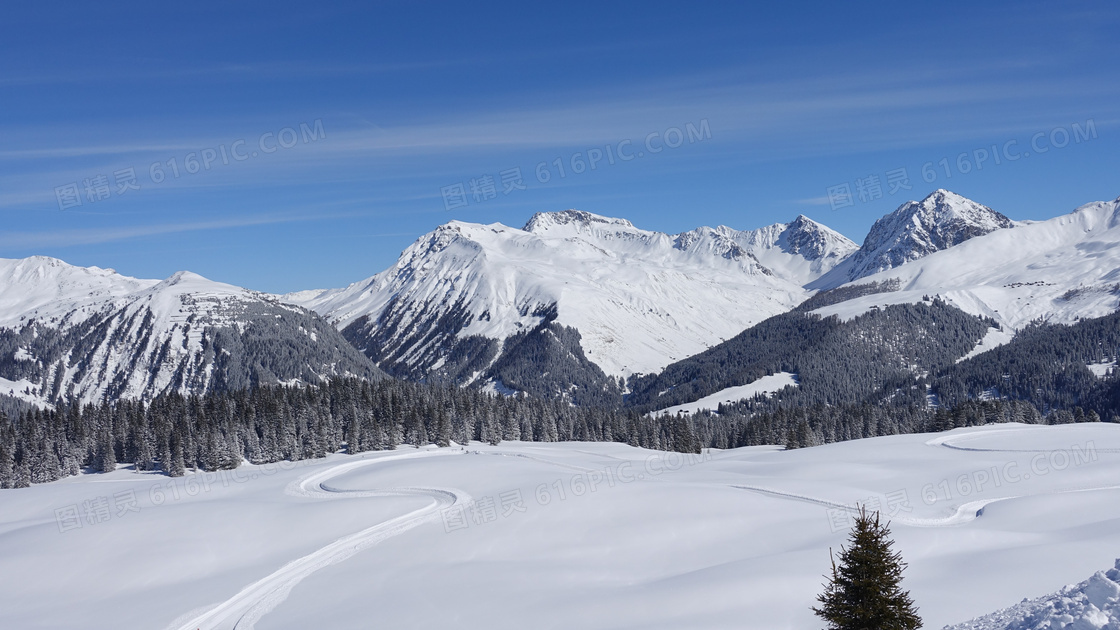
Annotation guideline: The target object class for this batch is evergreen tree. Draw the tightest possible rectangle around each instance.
[0,418,13,490]
[435,403,451,447]
[97,427,117,473]
[168,435,186,478]
[813,507,921,630]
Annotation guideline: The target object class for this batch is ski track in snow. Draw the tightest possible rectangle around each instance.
[167,449,470,630]
[927,429,1120,454]
[163,430,1120,628]
[167,446,628,630]
[730,484,1001,528]
[734,428,1120,529]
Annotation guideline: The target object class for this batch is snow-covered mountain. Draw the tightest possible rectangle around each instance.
[811,196,1120,334]
[8,189,1115,409]
[685,214,858,286]
[811,189,1013,289]
[286,210,851,388]
[0,257,380,406]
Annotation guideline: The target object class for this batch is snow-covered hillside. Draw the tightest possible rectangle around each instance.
[286,210,853,381]
[1,423,1116,629]
[812,189,1013,289]
[653,371,799,416]
[0,257,379,405]
[812,196,1120,335]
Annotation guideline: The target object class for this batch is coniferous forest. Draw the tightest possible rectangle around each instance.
[0,377,703,488]
[3,303,1119,488]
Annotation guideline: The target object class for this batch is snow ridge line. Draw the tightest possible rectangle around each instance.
[167,448,469,630]
[733,484,1003,528]
[938,443,1120,454]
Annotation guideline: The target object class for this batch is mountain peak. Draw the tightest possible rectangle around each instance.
[780,214,859,263]
[166,270,207,283]
[926,188,964,201]
[909,189,1008,227]
[850,190,1011,277]
[522,210,634,234]
[809,190,1012,289]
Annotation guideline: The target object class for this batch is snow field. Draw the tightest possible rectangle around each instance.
[0,423,1118,629]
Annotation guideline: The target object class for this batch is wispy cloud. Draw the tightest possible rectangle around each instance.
[0,213,330,250]
[0,59,473,88]
[0,62,1116,214]
[7,63,1116,162]
[795,196,831,206]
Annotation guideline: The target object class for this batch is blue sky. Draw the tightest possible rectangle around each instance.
[2,1,1119,293]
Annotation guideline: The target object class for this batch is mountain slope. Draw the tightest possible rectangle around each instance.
[286,210,849,391]
[811,196,1120,332]
[0,257,382,406]
[626,299,993,413]
[811,189,1013,289]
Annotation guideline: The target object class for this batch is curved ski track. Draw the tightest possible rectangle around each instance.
[735,427,1120,528]
[168,449,469,630]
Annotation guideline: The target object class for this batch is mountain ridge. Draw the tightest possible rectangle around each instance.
[7,189,1119,409]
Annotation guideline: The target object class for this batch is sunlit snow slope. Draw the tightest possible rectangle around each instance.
[287,210,855,380]
[813,196,1120,333]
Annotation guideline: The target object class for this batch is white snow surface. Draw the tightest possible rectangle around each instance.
[0,255,157,328]
[2,423,1119,629]
[957,327,1018,363]
[813,196,1120,332]
[945,559,1120,630]
[1088,361,1116,378]
[654,371,798,415]
[0,376,49,408]
[286,210,855,377]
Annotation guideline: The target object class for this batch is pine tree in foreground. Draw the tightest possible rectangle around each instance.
[813,506,922,630]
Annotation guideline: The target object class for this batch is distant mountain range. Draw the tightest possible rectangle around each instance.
[2,189,1118,411]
